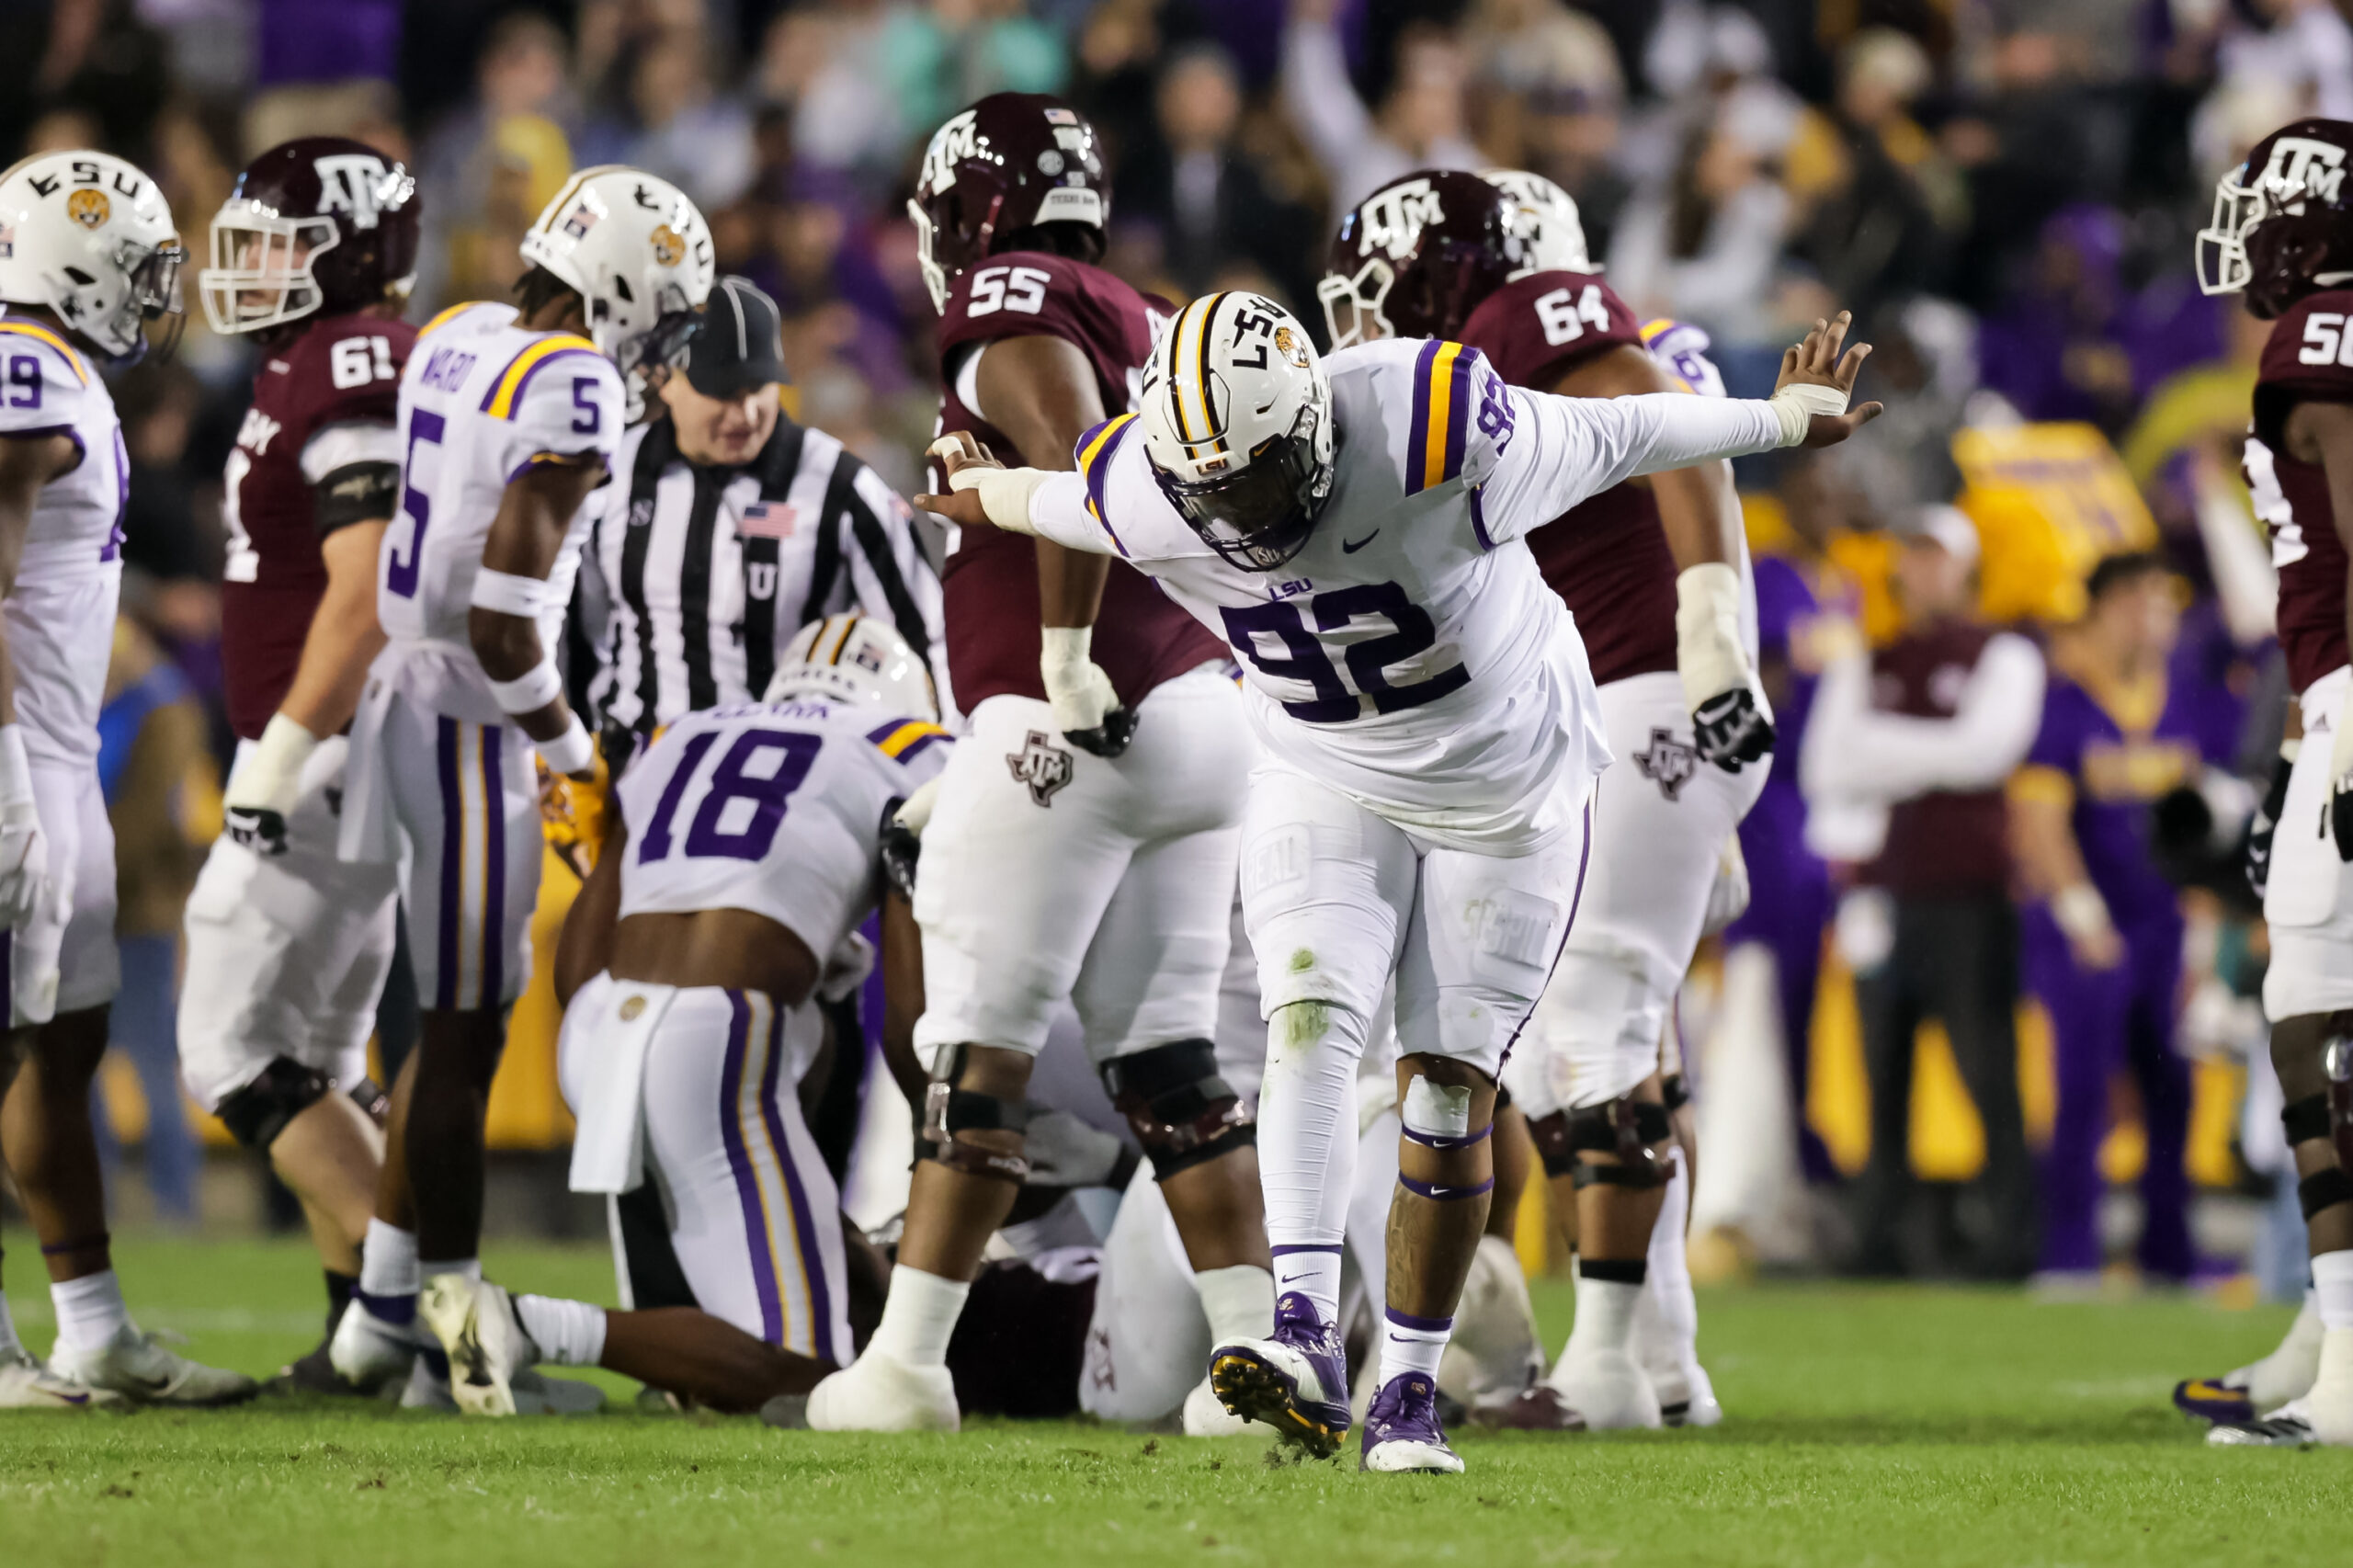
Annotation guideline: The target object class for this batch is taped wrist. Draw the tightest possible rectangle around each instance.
[1100,1039,1255,1178]
[471,568,555,619]
[216,1056,333,1150]
[0,723,29,810]
[1767,381,1850,447]
[1675,562,1753,710]
[225,712,320,815]
[2051,883,2114,943]
[921,1079,1030,1186]
[930,442,1049,535]
[536,712,595,777]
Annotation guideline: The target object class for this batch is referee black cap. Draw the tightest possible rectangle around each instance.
[684,276,790,398]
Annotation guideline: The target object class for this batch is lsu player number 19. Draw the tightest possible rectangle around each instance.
[331,165,713,1393]
[0,150,260,1410]
[2185,117,2353,1449]
[926,286,1877,1471]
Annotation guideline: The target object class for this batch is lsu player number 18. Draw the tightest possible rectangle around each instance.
[926,286,1878,1471]
[2184,117,2353,1449]
[397,616,945,1419]
[0,150,260,1410]
[329,165,713,1397]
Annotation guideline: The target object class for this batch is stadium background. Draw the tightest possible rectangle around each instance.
[0,0,2310,1293]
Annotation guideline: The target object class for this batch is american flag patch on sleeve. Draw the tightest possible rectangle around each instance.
[740,502,798,540]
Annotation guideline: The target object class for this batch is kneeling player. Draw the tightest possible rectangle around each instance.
[418,616,941,1415]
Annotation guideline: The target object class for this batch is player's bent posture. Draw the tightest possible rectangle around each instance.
[1324,169,1766,1430]
[415,616,940,1416]
[328,166,712,1397]
[808,96,1268,1438]
[0,151,255,1409]
[178,139,420,1391]
[925,293,1876,1471]
[2186,118,2353,1447]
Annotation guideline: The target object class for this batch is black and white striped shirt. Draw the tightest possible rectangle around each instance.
[572,415,945,737]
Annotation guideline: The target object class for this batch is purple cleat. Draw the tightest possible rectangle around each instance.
[1360,1372,1465,1473]
[1208,1292,1350,1458]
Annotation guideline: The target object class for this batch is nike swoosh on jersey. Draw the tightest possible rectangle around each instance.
[1341,532,1378,553]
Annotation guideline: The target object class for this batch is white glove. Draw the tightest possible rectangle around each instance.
[0,722,50,928]
[222,712,321,857]
[892,777,942,836]
[1040,625,1137,757]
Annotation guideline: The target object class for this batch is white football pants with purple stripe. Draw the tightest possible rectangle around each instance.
[359,687,540,1012]
[565,978,850,1362]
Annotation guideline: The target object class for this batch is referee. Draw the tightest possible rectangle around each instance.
[572,276,944,749]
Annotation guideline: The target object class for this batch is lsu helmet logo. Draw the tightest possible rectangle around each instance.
[2259,137,2348,214]
[650,224,686,267]
[64,188,109,229]
[1273,324,1311,369]
[1356,178,1445,261]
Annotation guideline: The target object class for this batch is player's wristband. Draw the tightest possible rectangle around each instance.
[535,711,595,777]
[1767,381,1849,447]
[222,712,319,817]
[0,722,33,810]
[1039,625,1094,689]
[471,568,553,619]
[1675,562,1754,710]
[488,660,563,716]
[930,441,1049,535]
[2051,882,2115,943]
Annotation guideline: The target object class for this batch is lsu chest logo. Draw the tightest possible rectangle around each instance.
[1006,729,1074,807]
[65,189,108,229]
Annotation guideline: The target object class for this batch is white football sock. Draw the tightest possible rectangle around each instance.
[51,1269,131,1354]
[1642,1150,1700,1372]
[0,1290,21,1357]
[1258,1001,1366,1325]
[1194,1264,1274,1348]
[1376,1307,1451,1387]
[2313,1250,2353,1332]
[868,1266,970,1368]
[1562,1271,1643,1364]
[358,1220,420,1301]
[515,1294,605,1367]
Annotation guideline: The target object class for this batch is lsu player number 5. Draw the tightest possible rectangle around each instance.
[924,290,1877,1472]
[333,166,712,1383]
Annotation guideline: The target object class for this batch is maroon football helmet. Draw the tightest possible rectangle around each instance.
[1318,169,1522,348]
[199,136,420,336]
[2200,119,2353,319]
[908,93,1108,313]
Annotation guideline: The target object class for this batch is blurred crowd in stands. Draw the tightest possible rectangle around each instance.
[14,0,2347,1293]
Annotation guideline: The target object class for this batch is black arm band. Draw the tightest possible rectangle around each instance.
[313,460,401,537]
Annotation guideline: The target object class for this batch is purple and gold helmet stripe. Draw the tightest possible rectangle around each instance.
[1406,338,1474,494]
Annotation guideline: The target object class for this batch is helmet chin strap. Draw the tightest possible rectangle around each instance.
[2317,270,2353,286]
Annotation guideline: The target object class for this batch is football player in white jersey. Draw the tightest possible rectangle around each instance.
[923,294,1877,1471]
[328,166,713,1393]
[0,151,256,1409]
[410,616,940,1415]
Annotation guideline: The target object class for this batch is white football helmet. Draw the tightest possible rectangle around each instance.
[0,151,184,363]
[519,165,713,379]
[1482,169,1595,277]
[1137,291,1334,573]
[764,614,939,721]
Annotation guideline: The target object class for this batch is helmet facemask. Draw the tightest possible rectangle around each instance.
[1318,257,1395,350]
[1164,404,1334,573]
[91,236,186,364]
[201,204,339,334]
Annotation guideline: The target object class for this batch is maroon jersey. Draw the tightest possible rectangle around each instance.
[221,312,417,740]
[1458,269,1677,686]
[1868,620,2012,897]
[932,250,1222,711]
[2252,288,2353,696]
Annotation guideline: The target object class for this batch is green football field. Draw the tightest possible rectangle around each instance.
[0,1235,2342,1567]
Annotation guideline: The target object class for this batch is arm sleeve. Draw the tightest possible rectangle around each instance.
[1477,381,1783,547]
[1026,470,1118,554]
[1802,634,2048,801]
